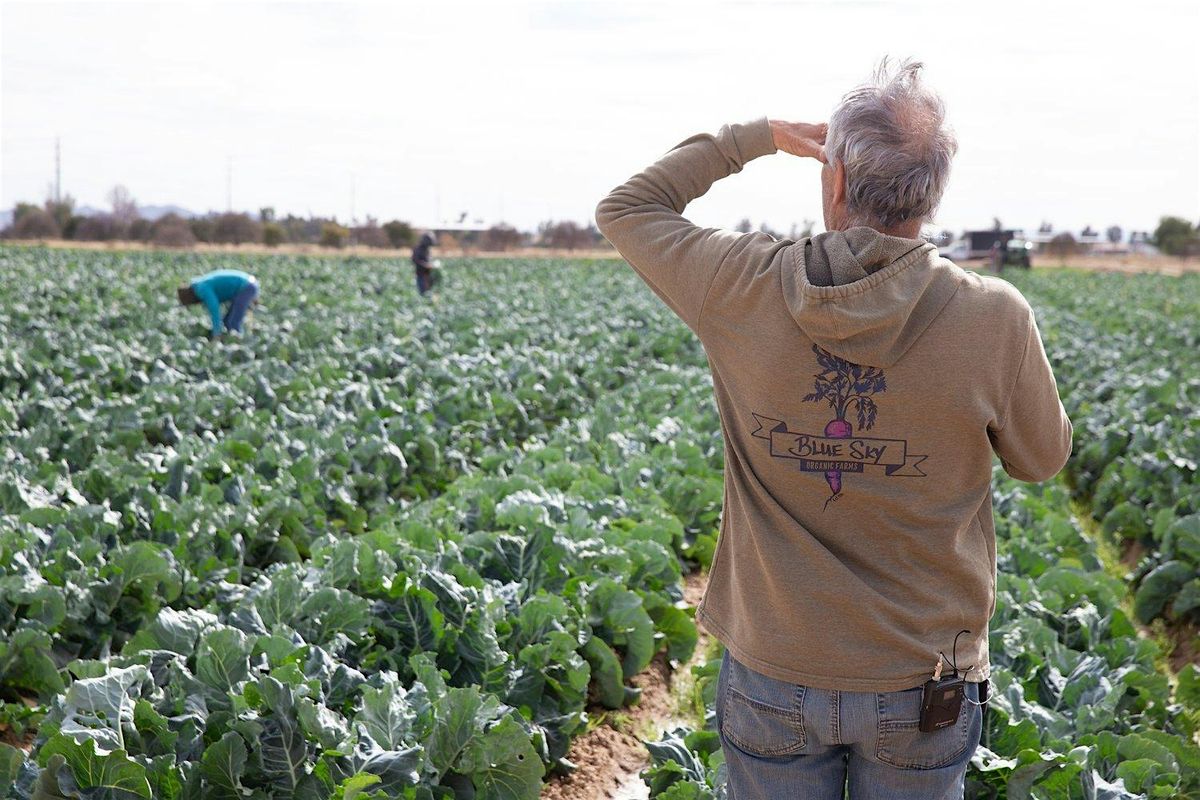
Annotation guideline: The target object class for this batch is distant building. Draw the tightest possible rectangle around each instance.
[1026,227,1119,254]
[417,220,493,236]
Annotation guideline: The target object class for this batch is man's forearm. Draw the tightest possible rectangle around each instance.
[596,118,777,237]
[593,119,777,329]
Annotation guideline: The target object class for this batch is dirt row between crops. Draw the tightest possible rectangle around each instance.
[541,572,710,800]
[1,238,623,261]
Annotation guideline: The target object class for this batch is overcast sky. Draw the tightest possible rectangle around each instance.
[2,0,1198,235]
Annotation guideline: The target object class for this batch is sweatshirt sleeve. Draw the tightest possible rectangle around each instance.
[989,315,1073,482]
[595,118,778,331]
[193,282,222,337]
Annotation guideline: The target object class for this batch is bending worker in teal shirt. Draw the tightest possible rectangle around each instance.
[176,269,259,339]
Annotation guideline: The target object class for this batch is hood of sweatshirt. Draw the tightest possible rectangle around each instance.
[781,226,963,368]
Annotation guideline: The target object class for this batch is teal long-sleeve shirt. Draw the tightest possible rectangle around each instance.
[191,270,254,336]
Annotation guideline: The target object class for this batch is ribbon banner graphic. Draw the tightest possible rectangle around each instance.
[751,414,927,477]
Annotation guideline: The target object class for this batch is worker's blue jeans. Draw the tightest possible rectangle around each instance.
[716,650,982,800]
[223,281,259,333]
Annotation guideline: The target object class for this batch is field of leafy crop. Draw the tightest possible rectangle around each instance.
[0,248,1196,800]
[0,248,723,799]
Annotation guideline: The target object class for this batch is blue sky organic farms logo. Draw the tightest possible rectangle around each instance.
[752,345,927,510]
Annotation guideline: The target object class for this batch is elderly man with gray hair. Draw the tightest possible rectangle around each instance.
[596,59,1071,799]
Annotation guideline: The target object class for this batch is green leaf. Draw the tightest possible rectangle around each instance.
[581,636,625,710]
[0,743,24,796]
[586,579,656,678]
[644,597,698,663]
[425,686,502,777]
[1134,561,1194,623]
[356,672,419,751]
[198,731,248,800]
[1004,749,1069,800]
[109,542,171,592]
[255,678,312,791]
[1116,733,1179,773]
[124,607,219,656]
[195,627,252,693]
[458,716,543,800]
[1177,664,1200,711]
[56,665,149,753]
[37,736,151,799]
[334,772,381,800]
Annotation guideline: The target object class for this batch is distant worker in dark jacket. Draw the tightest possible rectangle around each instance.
[177,269,259,339]
[411,232,439,295]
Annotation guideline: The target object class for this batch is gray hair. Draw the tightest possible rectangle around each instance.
[825,58,957,229]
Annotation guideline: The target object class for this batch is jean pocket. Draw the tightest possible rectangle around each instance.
[875,683,975,770]
[718,653,806,757]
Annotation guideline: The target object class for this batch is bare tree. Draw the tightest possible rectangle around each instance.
[483,224,524,252]
[1045,232,1079,258]
[44,194,76,233]
[108,185,138,225]
[352,218,390,248]
[383,220,415,248]
[1106,225,1123,244]
[760,221,783,239]
[213,212,262,244]
[544,221,590,251]
[9,209,60,239]
[788,220,816,240]
[151,214,196,248]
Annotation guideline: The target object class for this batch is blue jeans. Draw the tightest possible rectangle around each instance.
[223,281,259,333]
[716,650,982,800]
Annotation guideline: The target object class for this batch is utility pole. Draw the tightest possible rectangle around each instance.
[54,137,62,203]
[226,156,232,212]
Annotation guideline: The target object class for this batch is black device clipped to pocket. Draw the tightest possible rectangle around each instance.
[919,629,971,733]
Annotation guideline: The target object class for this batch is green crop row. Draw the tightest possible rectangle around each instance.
[1013,271,1200,630]
[642,471,1200,800]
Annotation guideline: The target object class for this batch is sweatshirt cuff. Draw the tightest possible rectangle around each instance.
[738,117,778,160]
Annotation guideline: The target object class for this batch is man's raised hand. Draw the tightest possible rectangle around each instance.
[769,120,828,162]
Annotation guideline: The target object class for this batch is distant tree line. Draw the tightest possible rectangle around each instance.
[1152,216,1200,258]
[2,186,610,254]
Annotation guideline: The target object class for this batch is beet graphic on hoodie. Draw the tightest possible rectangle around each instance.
[803,344,886,498]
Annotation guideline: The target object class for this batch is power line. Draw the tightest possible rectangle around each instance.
[54,137,62,203]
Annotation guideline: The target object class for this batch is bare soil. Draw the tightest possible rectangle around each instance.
[7,240,1197,275]
[1,238,621,261]
[959,254,1199,277]
[1166,620,1200,672]
[0,695,38,752]
[1120,539,1148,570]
[0,725,34,752]
[541,572,711,800]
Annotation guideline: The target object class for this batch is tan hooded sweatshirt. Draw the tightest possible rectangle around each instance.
[596,118,1072,692]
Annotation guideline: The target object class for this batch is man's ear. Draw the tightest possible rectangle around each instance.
[831,160,847,208]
